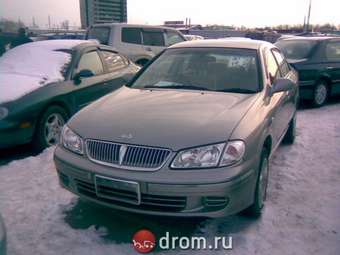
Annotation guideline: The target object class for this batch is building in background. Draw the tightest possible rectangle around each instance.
[79,0,127,29]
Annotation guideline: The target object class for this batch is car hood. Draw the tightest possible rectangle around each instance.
[69,87,259,151]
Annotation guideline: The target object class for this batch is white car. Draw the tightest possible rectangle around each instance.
[86,23,186,66]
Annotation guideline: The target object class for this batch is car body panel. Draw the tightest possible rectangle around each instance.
[68,86,260,151]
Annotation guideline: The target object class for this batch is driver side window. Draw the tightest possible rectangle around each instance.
[74,51,104,77]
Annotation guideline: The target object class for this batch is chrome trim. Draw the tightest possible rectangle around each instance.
[85,139,173,171]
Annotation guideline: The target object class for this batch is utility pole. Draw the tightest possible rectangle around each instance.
[48,15,51,29]
[306,0,312,32]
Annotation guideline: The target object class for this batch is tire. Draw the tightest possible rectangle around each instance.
[283,115,296,145]
[32,105,68,151]
[243,148,269,217]
[312,81,328,107]
[136,59,149,67]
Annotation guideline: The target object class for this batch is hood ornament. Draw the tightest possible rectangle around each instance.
[119,133,133,139]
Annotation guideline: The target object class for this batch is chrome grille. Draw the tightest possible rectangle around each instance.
[86,140,171,170]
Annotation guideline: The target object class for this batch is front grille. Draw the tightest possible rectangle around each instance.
[86,140,171,170]
[74,179,186,212]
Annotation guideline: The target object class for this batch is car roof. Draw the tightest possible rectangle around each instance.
[169,39,273,50]
[21,39,98,51]
[90,23,177,31]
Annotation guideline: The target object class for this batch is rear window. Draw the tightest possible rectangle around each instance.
[122,28,142,44]
[276,40,317,60]
[101,51,128,72]
[87,27,110,45]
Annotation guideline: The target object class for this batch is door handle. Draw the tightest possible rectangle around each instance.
[326,66,334,70]
[145,47,152,52]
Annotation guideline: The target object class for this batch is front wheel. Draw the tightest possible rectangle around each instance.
[243,148,269,217]
[312,82,328,107]
[33,106,68,151]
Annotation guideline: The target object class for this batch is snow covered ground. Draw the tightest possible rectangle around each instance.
[0,103,339,255]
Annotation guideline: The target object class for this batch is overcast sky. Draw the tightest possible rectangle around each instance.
[0,0,339,28]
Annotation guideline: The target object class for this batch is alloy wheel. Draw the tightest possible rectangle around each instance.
[44,113,65,146]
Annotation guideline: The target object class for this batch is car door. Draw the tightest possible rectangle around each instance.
[141,28,165,56]
[98,49,135,92]
[323,40,340,94]
[272,49,297,123]
[265,48,287,145]
[71,49,110,110]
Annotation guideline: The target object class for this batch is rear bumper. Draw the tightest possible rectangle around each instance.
[54,146,258,218]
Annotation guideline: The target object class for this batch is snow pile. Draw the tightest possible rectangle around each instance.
[0,104,339,255]
[0,40,86,104]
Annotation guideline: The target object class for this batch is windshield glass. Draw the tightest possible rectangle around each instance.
[276,40,317,60]
[130,48,260,93]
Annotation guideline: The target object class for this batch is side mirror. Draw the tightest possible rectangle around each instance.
[271,78,294,95]
[73,69,94,84]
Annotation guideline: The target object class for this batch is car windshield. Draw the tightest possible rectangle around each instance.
[129,48,260,93]
[276,40,317,60]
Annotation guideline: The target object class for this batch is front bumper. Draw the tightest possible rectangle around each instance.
[54,146,258,218]
[0,120,34,149]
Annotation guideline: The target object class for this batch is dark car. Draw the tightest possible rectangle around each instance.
[276,36,340,106]
[0,40,139,150]
[54,39,298,218]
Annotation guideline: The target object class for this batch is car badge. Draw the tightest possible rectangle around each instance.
[120,133,133,139]
[119,145,128,165]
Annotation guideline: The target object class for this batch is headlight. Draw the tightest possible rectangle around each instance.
[171,141,245,169]
[220,140,245,166]
[0,107,9,120]
[171,143,225,169]
[61,125,84,155]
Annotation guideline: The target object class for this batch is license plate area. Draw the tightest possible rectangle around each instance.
[94,175,141,205]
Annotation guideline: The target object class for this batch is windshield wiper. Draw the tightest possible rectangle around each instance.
[217,88,257,94]
[144,85,213,91]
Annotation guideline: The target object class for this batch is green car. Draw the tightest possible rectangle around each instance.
[276,36,340,107]
[0,40,139,150]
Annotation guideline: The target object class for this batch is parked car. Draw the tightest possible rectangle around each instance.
[0,40,139,150]
[0,214,6,255]
[54,39,298,218]
[276,36,340,106]
[184,34,204,41]
[86,23,186,66]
